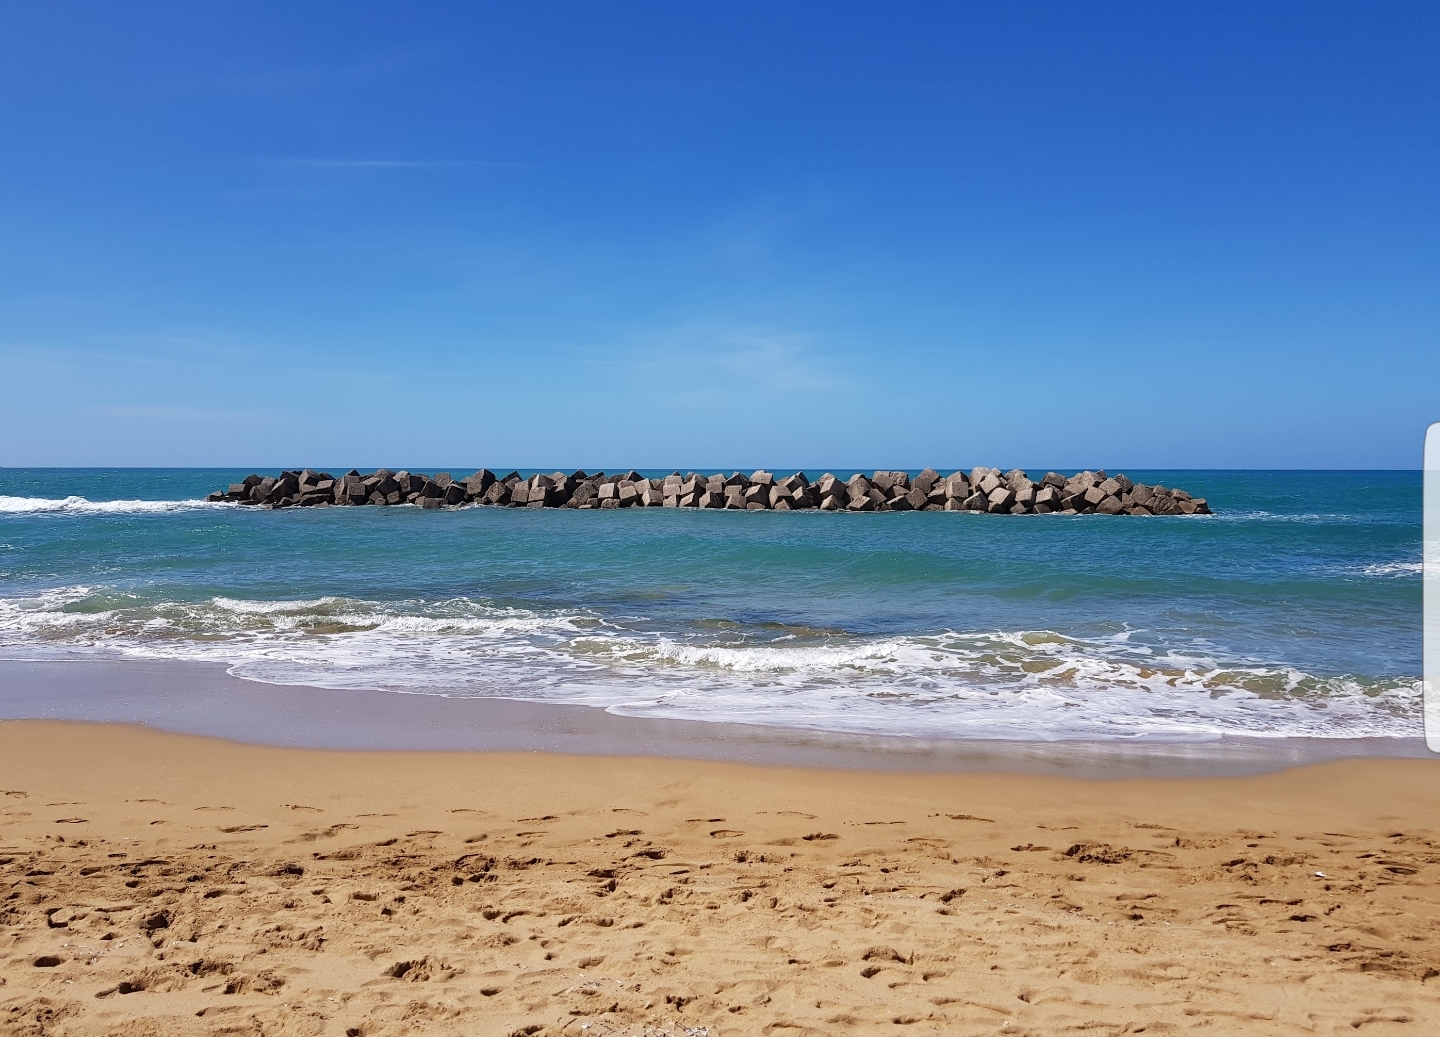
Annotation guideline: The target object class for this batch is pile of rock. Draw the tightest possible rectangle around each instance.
[207,468,1211,515]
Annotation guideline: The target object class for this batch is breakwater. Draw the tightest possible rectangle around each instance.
[207,468,1211,515]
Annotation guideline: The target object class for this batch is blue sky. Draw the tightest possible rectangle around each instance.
[1,2,1436,470]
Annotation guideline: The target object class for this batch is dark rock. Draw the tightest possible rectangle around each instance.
[1151,495,1179,516]
[987,487,1016,512]
[209,468,1211,517]
[464,470,496,496]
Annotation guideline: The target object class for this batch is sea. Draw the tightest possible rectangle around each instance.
[0,469,1423,745]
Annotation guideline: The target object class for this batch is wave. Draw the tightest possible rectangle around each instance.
[1358,560,1423,577]
[0,586,1420,742]
[0,495,230,516]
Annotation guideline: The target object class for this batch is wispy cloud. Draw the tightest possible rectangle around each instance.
[580,325,854,392]
[711,330,851,391]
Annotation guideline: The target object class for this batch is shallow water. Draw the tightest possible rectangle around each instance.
[0,468,1422,742]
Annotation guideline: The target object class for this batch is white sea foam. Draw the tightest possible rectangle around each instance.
[0,586,1420,741]
[1359,560,1423,577]
[0,495,230,515]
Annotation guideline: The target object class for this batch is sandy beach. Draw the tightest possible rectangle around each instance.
[2,721,1437,1036]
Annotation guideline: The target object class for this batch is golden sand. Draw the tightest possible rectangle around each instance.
[1,721,1438,1036]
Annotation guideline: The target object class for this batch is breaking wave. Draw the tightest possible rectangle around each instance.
[0,496,229,516]
[0,587,1419,742]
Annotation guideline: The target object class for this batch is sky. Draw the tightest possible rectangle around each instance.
[1,1,1437,470]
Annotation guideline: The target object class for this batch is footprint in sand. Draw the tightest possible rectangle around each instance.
[292,824,358,842]
[710,830,745,839]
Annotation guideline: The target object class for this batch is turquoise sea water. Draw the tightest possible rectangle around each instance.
[0,469,1422,742]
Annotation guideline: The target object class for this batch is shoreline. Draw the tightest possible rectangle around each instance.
[1,720,1437,1035]
[0,658,1430,777]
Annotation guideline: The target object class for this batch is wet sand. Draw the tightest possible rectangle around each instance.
[2,720,1438,1036]
[1,659,1429,776]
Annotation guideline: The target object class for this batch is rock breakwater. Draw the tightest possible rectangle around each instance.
[206,468,1212,515]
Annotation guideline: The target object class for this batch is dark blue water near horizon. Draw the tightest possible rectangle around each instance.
[0,468,1422,743]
